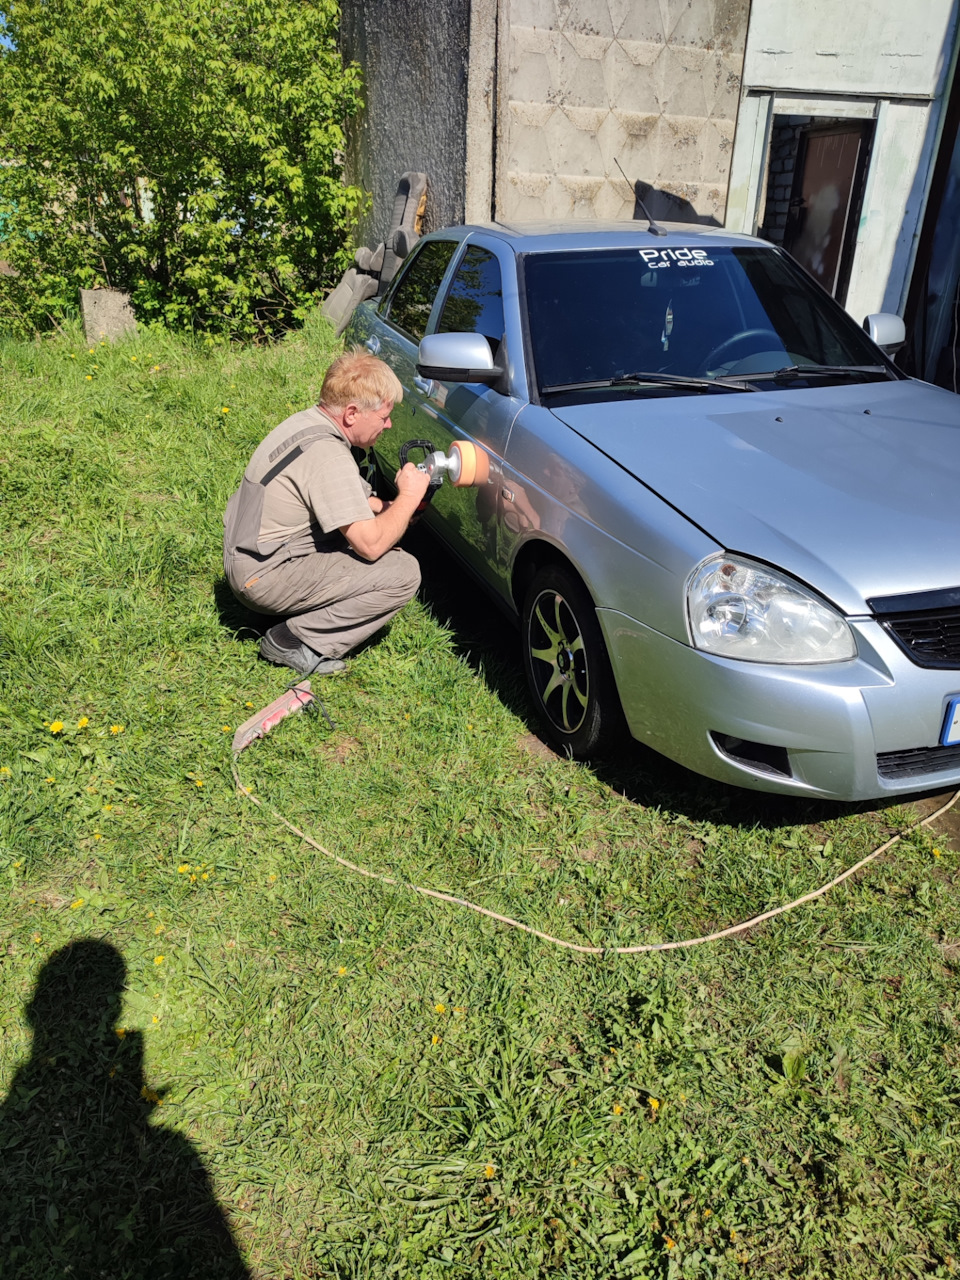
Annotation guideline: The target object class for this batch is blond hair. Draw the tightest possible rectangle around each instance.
[319,348,403,412]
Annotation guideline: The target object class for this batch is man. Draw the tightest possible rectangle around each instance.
[223,349,431,676]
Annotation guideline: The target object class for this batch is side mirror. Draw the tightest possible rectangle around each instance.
[863,312,906,355]
[417,332,502,385]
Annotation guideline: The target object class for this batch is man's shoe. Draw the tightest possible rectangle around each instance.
[260,626,346,677]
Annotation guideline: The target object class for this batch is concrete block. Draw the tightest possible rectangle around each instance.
[658,116,707,183]
[510,27,562,101]
[591,176,634,218]
[506,100,560,172]
[80,288,138,344]
[508,0,566,27]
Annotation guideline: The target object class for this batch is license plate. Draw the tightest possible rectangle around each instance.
[941,696,960,745]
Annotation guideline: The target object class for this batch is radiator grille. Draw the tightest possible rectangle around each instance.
[869,587,960,669]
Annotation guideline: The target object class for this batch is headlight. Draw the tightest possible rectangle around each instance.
[686,554,856,664]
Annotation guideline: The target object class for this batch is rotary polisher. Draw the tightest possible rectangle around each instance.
[399,438,490,503]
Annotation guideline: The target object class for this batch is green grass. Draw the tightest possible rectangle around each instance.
[1,319,959,1279]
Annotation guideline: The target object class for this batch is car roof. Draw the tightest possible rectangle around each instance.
[436,220,770,253]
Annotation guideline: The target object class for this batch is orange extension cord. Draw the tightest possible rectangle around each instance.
[231,758,959,956]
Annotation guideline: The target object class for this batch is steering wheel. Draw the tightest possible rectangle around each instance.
[700,328,782,372]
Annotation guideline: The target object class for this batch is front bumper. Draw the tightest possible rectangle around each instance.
[601,610,960,801]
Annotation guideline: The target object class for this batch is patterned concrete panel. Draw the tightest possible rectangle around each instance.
[602,40,663,113]
[498,0,748,223]
[591,177,635,218]
[558,32,610,106]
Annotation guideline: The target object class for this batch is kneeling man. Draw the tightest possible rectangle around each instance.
[223,350,431,675]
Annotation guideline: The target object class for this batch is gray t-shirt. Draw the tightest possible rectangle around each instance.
[252,406,373,551]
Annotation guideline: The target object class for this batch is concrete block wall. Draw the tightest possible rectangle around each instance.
[758,117,811,245]
[499,0,750,223]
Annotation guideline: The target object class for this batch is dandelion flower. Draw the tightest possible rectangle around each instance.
[152,1015,159,1023]
[13,860,22,869]
[154,955,164,965]
[110,724,124,735]
[177,865,188,874]
[704,1209,712,1219]
[50,721,64,734]
[154,924,165,935]
[664,1237,676,1250]
[222,407,229,414]
[94,833,102,841]
[88,348,95,354]
[194,779,204,788]
[222,725,231,733]
[0,766,10,775]
[612,1103,623,1115]
[130,356,137,362]
[484,1164,496,1179]
[934,847,942,857]
[77,717,89,729]
[33,933,42,943]
[45,776,55,783]
[431,1034,441,1046]
[337,966,347,976]
[86,375,93,381]
[70,899,84,909]
[116,1028,127,1039]
[649,1097,660,1114]
[201,872,209,880]
[434,1002,446,1014]
[245,702,254,709]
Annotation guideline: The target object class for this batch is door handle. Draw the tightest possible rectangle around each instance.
[364,336,381,354]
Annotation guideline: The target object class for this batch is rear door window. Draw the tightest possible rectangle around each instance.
[384,240,458,340]
[437,245,505,358]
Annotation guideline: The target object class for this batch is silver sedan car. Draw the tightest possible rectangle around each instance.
[344,222,960,801]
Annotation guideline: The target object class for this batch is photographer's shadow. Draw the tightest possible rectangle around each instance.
[0,939,250,1280]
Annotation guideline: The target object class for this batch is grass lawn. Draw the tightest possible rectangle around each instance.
[1,318,959,1279]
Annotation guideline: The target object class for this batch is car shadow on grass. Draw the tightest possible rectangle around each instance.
[0,939,251,1279]
[409,526,955,834]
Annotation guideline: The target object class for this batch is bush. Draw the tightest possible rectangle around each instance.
[0,0,364,339]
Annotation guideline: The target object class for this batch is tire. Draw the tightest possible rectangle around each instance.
[521,564,626,759]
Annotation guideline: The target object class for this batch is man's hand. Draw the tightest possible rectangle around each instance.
[342,463,431,561]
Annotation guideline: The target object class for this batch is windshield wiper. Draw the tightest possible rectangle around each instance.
[543,371,758,394]
[746,363,896,383]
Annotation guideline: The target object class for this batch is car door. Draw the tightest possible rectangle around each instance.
[365,237,460,481]
[411,239,527,594]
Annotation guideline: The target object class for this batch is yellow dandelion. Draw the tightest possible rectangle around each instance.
[88,348,95,354]
[153,365,160,371]
[110,724,124,735]
[70,353,76,358]
[13,860,22,868]
[0,766,10,775]
[70,898,84,909]
[103,803,113,812]
[434,1002,446,1014]
[45,776,55,783]
[116,1028,127,1039]
[201,872,209,880]
[50,721,64,734]
[730,1229,737,1242]
[77,717,89,729]
[431,1034,441,1046]
[704,1209,712,1219]
[337,965,347,976]
[177,864,188,874]
[33,933,42,943]
[649,1097,660,1114]
[222,406,229,414]
[154,955,164,965]
[664,1236,676,1250]
[222,725,231,733]
[454,1005,466,1015]
[130,355,137,362]
[267,873,276,883]
[612,1103,623,1115]
[154,924,165,935]
[483,1164,496,1179]
[190,874,197,882]
[152,1015,159,1023]
[147,910,154,917]
[934,847,942,857]
[86,374,92,381]
[93,833,102,841]
[194,779,204,788]
[245,702,254,709]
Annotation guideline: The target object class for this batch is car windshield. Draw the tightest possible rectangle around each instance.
[523,245,893,398]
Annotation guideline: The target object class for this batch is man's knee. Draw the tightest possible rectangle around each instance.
[388,547,421,602]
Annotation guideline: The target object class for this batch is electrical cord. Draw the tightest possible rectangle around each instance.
[230,757,959,956]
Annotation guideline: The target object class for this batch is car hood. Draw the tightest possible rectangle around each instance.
[550,379,960,614]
